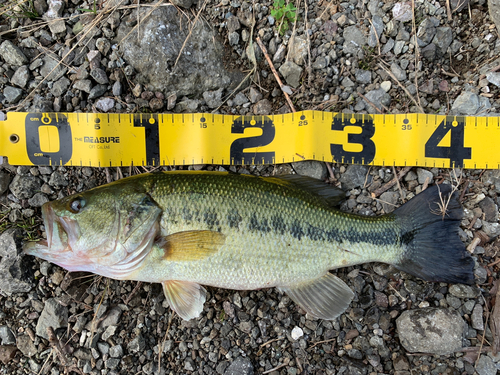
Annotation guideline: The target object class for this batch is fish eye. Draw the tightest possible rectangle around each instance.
[69,198,85,213]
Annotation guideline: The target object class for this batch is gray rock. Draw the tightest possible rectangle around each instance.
[476,355,496,375]
[484,170,500,193]
[45,0,64,17]
[486,72,500,87]
[90,68,109,84]
[273,44,287,63]
[28,193,49,207]
[449,284,479,298]
[291,161,328,180]
[46,18,66,34]
[390,62,407,81]
[88,84,108,100]
[343,26,367,54]
[489,0,500,34]
[184,358,196,371]
[475,266,488,284]
[96,38,111,56]
[416,18,436,47]
[171,0,193,8]
[0,326,16,345]
[253,99,272,115]
[0,41,28,66]
[380,191,399,213]
[368,15,384,47]
[40,55,67,81]
[433,27,453,56]
[396,308,465,355]
[471,304,484,331]
[95,98,115,112]
[175,97,200,112]
[203,88,224,109]
[105,358,120,369]
[11,65,29,88]
[100,306,122,328]
[29,94,53,112]
[4,86,23,103]
[48,172,68,187]
[355,69,371,84]
[224,356,254,375]
[392,2,412,21]
[16,335,37,357]
[51,77,70,97]
[288,35,308,66]
[451,91,491,115]
[382,38,395,54]
[421,43,437,61]
[340,165,372,190]
[233,92,248,106]
[312,56,327,70]
[248,87,262,103]
[9,175,42,199]
[279,61,302,88]
[109,345,123,358]
[0,228,34,295]
[228,31,240,46]
[73,79,93,93]
[36,298,68,339]
[482,222,500,238]
[394,40,405,55]
[127,335,145,352]
[112,81,122,96]
[342,76,355,87]
[479,197,499,222]
[117,6,241,96]
[363,88,391,112]
[227,16,240,33]
[416,168,433,184]
[0,172,11,195]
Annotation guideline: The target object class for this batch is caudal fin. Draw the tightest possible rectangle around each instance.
[392,184,475,285]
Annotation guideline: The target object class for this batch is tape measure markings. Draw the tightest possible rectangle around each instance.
[1,111,499,169]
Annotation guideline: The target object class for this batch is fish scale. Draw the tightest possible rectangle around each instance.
[139,172,401,288]
[24,171,475,321]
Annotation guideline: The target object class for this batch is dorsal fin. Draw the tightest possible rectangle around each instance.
[278,174,345,207]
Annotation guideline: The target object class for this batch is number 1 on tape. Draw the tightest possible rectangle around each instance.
[0,111,498,169]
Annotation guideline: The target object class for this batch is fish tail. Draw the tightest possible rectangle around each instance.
[392,184,475,285]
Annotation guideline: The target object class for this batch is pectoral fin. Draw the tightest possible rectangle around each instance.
[278,273,354,320]
[158,230,226,262]
[162,280,207,321]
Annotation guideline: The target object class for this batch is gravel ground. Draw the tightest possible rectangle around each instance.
[1,0,500,374]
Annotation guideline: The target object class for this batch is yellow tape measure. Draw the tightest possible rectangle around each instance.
[0,111,499,169]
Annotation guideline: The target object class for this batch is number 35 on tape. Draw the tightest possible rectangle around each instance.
[1,111,499,169]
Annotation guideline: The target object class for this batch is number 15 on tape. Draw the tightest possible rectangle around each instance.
[0,111,498,169]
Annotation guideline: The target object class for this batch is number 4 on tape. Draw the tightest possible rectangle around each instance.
[0,111,498,169]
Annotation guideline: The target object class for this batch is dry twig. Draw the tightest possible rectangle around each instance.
[378,63,425,113]
[371,166,412,198]
[256,37,296,112]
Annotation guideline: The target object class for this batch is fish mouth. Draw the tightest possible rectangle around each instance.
[42,203,55,249]
[24,203,75,259]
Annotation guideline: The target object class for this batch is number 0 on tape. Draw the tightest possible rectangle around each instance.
[1,111,499,169]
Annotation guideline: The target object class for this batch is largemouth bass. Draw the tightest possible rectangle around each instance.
[24,171,474,321]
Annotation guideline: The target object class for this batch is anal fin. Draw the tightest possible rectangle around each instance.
[278,273,354,320]
[162,280,207,320]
